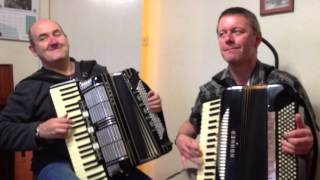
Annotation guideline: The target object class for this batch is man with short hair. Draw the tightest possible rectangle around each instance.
[175,7,319,179]
[0,19,161,180]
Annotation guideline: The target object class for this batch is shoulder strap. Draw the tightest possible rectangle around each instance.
[264,64,275,78]
[79,60,97,79]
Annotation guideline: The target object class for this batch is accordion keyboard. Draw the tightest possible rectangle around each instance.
[197,99,221,180]
[50,80,108,180]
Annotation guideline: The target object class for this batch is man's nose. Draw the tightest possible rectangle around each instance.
[48,35,59,45]
[225,33,234,44]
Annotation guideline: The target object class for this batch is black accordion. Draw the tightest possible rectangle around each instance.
[50,68,172,179]
[197,84,304,180]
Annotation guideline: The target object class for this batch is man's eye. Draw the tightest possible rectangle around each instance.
[53,31,62,36]
[232,28,244,35]
[218,31,225,37]
[39,35,48,41]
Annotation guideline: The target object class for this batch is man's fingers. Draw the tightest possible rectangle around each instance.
[187,141,202,157]
[189,156,202,166]
[284,128,311,138]
[295,114,305,129]
[181,156,189,169]
[282,138,312,155]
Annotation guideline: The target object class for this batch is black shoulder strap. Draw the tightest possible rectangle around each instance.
[264,64,275,78]
[79,60,97,80]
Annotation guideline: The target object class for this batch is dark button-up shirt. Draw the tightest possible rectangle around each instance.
[189,60,319,179]
[189,60,316,129]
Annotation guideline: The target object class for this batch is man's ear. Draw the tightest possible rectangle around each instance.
[29,45,38,57]
[255,32,262,48]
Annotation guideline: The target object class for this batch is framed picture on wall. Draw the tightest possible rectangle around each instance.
[260,0,294,16]
[0,0,39,41]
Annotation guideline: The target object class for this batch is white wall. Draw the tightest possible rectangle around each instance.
[49,0,143,73]
[0,0,49,85]
[2,1,319,179]
[145,1,320,179]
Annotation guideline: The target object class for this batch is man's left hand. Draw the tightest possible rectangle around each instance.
[147,91,162,113]
[282,113,313,155]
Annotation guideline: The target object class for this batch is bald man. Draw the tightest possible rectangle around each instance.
[0,19,160,180]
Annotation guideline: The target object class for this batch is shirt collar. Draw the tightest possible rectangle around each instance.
[218,60,264,86]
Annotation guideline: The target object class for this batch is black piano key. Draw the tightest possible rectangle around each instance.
[83,159,97,167]
[204,172,214,176]
[74,130,88,137]
[78,142,92,150]
[75,134,89,141]
[209,106,219,111]
[66,107,80,113]
[208,132,217,136]
[209,112,219,117]
[72,119,85,126]
[208,125,217,129]
[207,138,216,142]
[205,158,215,162]
[62,94,80,101]
[73,118,84,125]
[208,120,217,124]
[206,152,216,156]
[94,176,108,180]
[81,151,95,159]
[207,144,215,148]
[87,170,105,179]
[72,122,86,129]
[65,102,79,108]
[205,166,215,170]
[69,114,82,120]
[60,85,77,92]
[61,90,79,96]
[84,163,100,171]
[79,146,93,154]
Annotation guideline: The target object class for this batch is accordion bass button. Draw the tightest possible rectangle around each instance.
[82,111,89,118]
[92,142,100,150]
[87,126,94,134]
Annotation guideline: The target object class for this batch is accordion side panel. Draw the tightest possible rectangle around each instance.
[135,80,172,154]
[111,68,172,164]
[122,68,172,153]
[112,74,156,163]
[268,84,300,180]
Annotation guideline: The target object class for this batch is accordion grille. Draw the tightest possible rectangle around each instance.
[277,102,298,180]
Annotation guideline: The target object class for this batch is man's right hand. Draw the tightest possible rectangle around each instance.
[37,114,72,139]
[175,133,202,168]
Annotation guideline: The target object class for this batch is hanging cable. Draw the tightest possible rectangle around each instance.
[262,38,279,69]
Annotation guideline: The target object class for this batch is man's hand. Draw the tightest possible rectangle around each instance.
[37,114,72,139]
[175,134,202,168]
[147,91,162,113]
[282,114,313,155]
